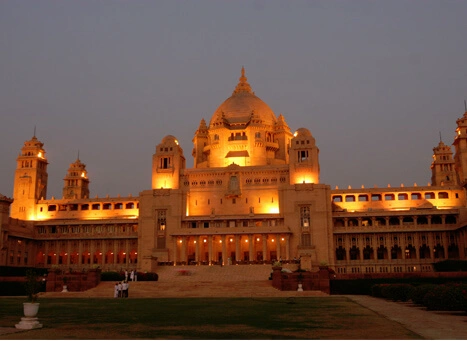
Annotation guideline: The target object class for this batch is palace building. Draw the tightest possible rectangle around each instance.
[1,68,467,275]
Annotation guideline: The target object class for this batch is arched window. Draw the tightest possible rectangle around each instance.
[345,195,355,202]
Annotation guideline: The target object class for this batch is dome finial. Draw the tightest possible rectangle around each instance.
[233,66,253,95]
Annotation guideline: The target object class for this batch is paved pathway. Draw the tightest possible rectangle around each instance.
[2,264,467,339]
[347,295,467,340]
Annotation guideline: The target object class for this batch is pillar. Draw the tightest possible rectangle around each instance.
[195,236,200,263]
[235,235,240,262]
[208,235,213,265]
[442,232,449,259]
[173,237,178,264]
[248,234,254,262]
[222,235,227,265]
[262,235,267,262]
[276,234,281,261]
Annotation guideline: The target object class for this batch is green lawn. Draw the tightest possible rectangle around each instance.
[0,297,422,339]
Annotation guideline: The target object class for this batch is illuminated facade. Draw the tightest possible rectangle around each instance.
[1,68,467,275]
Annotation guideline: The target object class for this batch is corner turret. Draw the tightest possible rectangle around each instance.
[11,135,48,220]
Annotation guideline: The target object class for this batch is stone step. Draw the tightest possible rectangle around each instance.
[41,264,327,298]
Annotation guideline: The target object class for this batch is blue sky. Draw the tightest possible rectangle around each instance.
[1,0,467,198]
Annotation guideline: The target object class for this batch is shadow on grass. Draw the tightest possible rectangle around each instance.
[0,297,422,339]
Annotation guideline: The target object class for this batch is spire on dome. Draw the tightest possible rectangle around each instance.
[232,66,253,95]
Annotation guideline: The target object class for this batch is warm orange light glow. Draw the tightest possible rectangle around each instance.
[229,238,233,242]
[271,239,275,242]
[194,241,197,244]
[256,238,260,242]
[203,239,207,243]
[245,239,248,243]
[293,174,316,184]
[281,238,285,241]
[179,240,182,244]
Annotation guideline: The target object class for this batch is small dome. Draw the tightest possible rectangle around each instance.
[294,128,312,138]
[161,135,179,144]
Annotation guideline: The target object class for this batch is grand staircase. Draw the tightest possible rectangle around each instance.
[42,264,328,298]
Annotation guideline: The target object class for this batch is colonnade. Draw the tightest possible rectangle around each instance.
[172,233,291,265]
[335,230,466,262]
[35,238,138,269]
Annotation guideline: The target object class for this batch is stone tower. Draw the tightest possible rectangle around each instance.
[11,135,48,220]
[453,108,467,185]
[192,119,209,168]
[431,139,457,186]
[289,128,320,184]
[62,157,90,199]
[152,135,186,189]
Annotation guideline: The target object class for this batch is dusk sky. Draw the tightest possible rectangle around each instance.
[1,1,467,199]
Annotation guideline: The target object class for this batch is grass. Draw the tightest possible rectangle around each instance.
[0,297,422,339]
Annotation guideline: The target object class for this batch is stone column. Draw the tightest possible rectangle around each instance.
[222,235,227,265]
[358,234,363,260]
[415,233,420,260]
[442,232,449,259]
[235,235,241,262]
[401,233,407,260]
[285,235,290,261]
[55,243,59,265]
[67,240,71,266]
[195,236,200,263]
[125,239,130,265]
[180,237,186,264]
[208,235,213,265]
[90,240,95,266]
[78,241,83,266]
[173,237,178,264]
[429,232,435,262]
[248,234,254,262]
[276,234,281,261]
[113,240,118,266]
[262,235,267,262]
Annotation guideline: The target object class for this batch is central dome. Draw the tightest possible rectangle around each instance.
[209,67,277,128]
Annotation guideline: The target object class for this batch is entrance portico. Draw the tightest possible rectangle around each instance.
[172,233,291,265]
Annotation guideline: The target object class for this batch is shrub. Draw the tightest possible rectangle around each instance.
[423,283,467,311]
[25,269,41,302]
[101,271,158,282]
[371,284,390,298]
[410,284,437,305]
[137,272,158,281]
[433,260,467,272]
[100,271,125,282]
[380,283,414,302]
